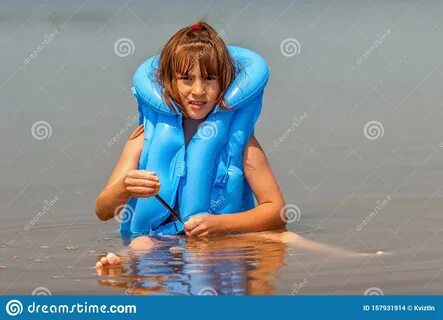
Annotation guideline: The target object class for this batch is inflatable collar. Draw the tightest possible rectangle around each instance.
[120,46,269,235]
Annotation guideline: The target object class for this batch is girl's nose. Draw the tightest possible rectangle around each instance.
[191,79,206,96]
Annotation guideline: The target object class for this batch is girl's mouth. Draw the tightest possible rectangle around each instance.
[189,101,207,109]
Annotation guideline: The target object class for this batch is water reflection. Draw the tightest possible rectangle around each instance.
[97,233,286,295]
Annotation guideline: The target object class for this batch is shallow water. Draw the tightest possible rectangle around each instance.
[1,196,442,295]
[1,1,443,295]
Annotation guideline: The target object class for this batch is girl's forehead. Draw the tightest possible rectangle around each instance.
[173,45,219,76]
[176,63,200,74]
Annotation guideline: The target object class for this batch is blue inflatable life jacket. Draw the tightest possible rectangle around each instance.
[119,46,269,236]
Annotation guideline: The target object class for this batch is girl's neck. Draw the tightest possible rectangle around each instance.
[182,112,210,123]
[182,116,205,147]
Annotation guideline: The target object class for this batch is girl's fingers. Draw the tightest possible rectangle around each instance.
[127,170,159,181]
[188,224,207,237]
[126,186,159,197]
[106,253,121,265]
[125,177,160,188]
[100,257,109,266]
[126,186,156,193]
[184,219,199,232]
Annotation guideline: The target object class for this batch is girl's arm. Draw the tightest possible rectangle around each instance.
[95,125,144,221]
[185,135,286,236]
[218,134,286,233]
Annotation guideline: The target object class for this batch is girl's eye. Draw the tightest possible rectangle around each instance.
[205,76,217,80]
[179,76,192,81]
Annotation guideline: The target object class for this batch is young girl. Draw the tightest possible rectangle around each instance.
[95,21,288,267]
[96,21,380,268]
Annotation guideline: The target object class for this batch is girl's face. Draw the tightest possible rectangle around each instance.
[175,63,221,120]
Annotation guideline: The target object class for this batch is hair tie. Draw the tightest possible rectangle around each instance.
[191,23,202,30]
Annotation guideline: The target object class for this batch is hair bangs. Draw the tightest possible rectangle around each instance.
[173,43,221,78]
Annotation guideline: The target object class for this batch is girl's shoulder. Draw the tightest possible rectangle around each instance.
[129,124,144,140]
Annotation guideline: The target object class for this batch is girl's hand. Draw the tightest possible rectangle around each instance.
[184,214,222,237]
[124,170,160,198]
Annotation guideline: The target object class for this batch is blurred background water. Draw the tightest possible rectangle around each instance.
[0,0,442,295]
